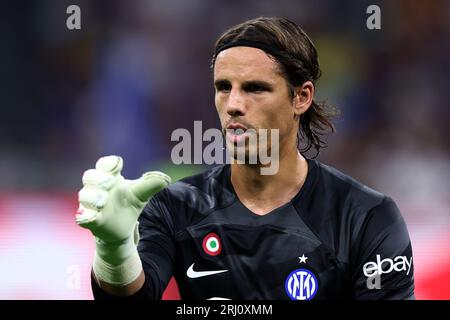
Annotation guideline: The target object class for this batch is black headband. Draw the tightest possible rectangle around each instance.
[214,39,313,83]
[214,40,283,60]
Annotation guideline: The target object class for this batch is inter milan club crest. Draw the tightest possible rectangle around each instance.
[202,233,222,256]
[285,268,318,300]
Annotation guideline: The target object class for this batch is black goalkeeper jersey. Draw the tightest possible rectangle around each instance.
[92,159,415,300]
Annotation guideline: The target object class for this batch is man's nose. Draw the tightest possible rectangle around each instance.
[226,89,246,117]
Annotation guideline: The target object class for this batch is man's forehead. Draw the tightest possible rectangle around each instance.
[214,46,280,80]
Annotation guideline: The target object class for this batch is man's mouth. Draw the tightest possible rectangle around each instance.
[226,123,248,131]
[225,123,250,144]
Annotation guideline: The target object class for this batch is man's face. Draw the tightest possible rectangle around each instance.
[214,46,298,161]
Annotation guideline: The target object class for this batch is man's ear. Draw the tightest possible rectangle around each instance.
[293,81,314,116]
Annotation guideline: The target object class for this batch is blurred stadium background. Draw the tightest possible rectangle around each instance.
[0,0,449,299]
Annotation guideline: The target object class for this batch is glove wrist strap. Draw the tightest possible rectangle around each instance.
[93,248,142,286]
[93,222,142,286]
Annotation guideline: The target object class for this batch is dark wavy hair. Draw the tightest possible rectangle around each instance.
[211,17,338,157]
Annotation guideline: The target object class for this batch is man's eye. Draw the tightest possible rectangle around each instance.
[216,83,231,92]
[244,84,267,92]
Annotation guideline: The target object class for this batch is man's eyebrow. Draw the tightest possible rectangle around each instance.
[214,79,274,88]
[214,79,230,87]
[242,80,274,88]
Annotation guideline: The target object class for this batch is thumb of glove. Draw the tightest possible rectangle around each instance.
[129,171,172,204]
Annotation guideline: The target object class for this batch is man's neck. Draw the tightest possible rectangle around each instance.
[230,146,308,215]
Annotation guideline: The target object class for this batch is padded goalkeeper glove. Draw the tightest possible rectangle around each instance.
[76,155,171,285]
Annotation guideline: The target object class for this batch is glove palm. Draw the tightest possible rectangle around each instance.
[76,155,171,265]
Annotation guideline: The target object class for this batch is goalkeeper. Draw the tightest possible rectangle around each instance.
[77,17,415,300]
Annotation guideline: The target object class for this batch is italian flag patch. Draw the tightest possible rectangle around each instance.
[202,233,222,256]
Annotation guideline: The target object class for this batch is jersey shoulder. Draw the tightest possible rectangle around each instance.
[317,161,385,207]
[297,160,406,257]
[318,161,404,223]
[313,161,403,221]
[166,164,233,207]
[145,165,235,233]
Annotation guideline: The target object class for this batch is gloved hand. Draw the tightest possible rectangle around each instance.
[76,155,171,285]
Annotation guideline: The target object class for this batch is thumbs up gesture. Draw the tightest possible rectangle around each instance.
[76,155,171,266]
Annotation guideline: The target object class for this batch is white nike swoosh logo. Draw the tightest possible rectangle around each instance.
[186,263,228,279]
